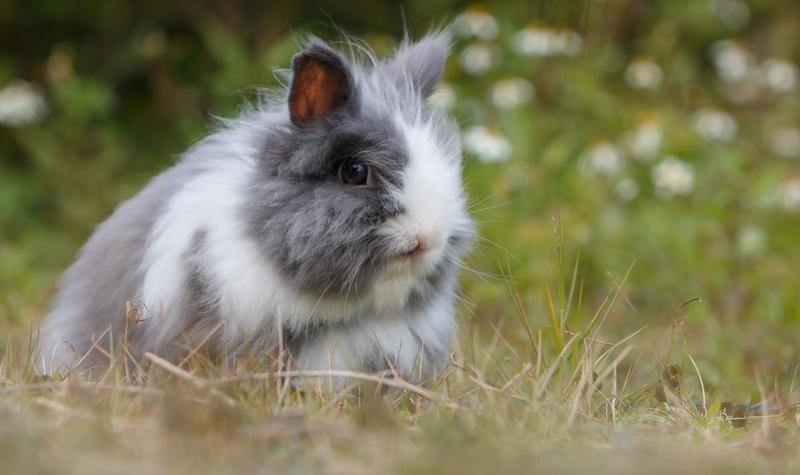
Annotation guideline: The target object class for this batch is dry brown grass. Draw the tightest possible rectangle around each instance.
[3,249,799,475]
[3,275,800,475]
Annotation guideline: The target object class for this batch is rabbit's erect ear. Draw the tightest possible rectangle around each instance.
[289,41,352,125]
[384,30,451,97]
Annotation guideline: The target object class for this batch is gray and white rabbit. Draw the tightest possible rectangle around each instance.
[39,30,475,382]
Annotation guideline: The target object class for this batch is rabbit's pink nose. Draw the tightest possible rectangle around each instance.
[415,233,432,250]
[400,233,428,258]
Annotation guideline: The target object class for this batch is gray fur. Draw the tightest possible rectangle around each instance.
[246,114,410,297]
[39,160,204,368]
[383,31,452,96]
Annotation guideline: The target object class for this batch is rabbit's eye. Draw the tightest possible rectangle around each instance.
[338,160,370,186]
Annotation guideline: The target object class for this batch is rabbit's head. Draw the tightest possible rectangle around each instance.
[246,31,474,309]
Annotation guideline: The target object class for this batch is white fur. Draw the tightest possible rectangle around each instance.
[393,119,464,246]
[139,150,358,348]
[368,119,466,306]
[296,289,455,379]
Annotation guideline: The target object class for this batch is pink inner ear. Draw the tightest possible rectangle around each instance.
[290,58,347,124]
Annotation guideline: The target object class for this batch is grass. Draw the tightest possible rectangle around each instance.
[2,235,799,475]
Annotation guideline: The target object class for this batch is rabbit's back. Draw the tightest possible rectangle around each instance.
[39,161,199,372]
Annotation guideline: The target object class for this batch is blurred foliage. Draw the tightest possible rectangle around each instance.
[1,0,800,394]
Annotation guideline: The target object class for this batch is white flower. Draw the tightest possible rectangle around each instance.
[736,225,765,256]
[489,77,534,110]
[779,178,800,211]
[0,81,47,126]
[711,40,754,82]
[652,156,695,197]
[512,25,551,56]
[459,43,494,76]
[584,141,623,175]
[463,125,512,162]
[615,178,640,202]
[759,58,797,93]
[512,25,582,57]
[767,127,800,159]
[710,0,751,30]
[427,83,456,110]
[454,8,499,40]
[693,108,737,141]
[624,58,663,90]
[625,119,662,160]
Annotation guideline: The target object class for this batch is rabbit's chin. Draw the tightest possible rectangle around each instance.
[364,246,444,309]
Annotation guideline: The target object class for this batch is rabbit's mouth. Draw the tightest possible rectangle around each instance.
[390,239,444,269]
[398,247,424,259]
[383,237,445,279]
[360,233,454,312]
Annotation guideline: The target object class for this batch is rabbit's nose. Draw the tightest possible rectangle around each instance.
[399,234,424,258]
[415,233,430,250]
[399,231,435,258]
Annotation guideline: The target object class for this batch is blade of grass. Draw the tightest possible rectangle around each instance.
[545,283,565,353]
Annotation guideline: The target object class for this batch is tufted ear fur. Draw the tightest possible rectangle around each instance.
[383,30,452,97]
[288,40,353,125]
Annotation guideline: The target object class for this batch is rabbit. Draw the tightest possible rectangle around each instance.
[38,30,475,384]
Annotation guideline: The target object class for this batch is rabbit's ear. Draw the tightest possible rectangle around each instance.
[384,30,451,97]
[289,40,353,125]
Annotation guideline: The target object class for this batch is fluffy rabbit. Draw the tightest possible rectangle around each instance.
[39,30,475,382]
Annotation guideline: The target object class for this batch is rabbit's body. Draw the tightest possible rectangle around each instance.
[40,31,474,381]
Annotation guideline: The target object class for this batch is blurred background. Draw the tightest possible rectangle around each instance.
[1,0,799,394]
